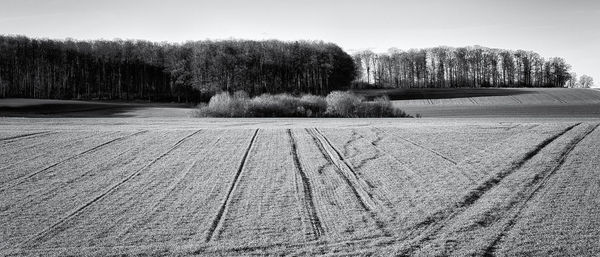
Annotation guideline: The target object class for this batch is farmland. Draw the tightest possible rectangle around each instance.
[1,115,599,256]
[364,88,600,118]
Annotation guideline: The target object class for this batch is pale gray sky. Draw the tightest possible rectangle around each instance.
[1,0,598,85]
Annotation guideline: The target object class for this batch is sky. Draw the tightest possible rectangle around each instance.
[1,0,598,86]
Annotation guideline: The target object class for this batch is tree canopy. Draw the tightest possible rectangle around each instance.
[353,46,573,88]
[0,36,579,103]
[0,36,355,101]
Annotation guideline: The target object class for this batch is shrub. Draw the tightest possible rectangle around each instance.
[355,96,409,117]
[248,94,294,117]
[300,94,327,117]
[194,91,248,117]
[245,93,329,117]
[195,90,411,118]
[325,91,362,117]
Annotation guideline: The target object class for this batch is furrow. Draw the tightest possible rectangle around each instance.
[0,152,47,171]
[398,123,580,254]
[544,92,568,104]
[13,129,201,249]
[307,128,390,236]
[307,128,373,211]
[375,127,458,165]
[314,128,378,191]
[361,132,429,181]
[482,123,600,256]
[287,129,324,240]
[510,95,522,104]
[112,134,224,242]
[0,130,147,193]
[205,129,259,242]
[456,123,579,208]
[0,131,54,142]
[0,132,109,172]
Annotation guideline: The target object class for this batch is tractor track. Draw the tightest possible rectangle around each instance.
[375,127,458,165]
[205,129,259,242]
[307,128,391,236]
[544,92,568,104]
[0,131,55,142]
[509,95,523,104]
[12,129,202,250]
[0,130,146,193]
[395,123,581,255]
[287,129,324,240]
[0,132,112,172]
[482,123,599,256]
[114,133,224,241]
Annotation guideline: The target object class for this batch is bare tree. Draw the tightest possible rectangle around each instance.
[566,72,578,88]
[578,74,594,88]
[352,46,574,88]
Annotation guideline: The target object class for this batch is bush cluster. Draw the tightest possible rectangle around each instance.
[195,91,410,118]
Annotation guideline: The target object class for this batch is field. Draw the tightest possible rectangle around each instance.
[1,116,599,256]
[360,88,600,118]
[2,88,600,256]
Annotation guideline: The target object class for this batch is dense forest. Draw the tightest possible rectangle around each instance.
[0,36,577,102]
[0,35,355,101]
[353,46,572,88]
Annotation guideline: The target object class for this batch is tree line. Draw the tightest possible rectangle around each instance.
[0,36,587,102]
[566,73,594,88]
[0,35,355,101]
[353,46,574,88]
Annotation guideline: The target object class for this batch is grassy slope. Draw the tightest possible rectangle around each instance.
[354,88,600,117]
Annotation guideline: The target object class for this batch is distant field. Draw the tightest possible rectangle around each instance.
[3,88,600,118]
[356,88,600,118]
[1,118,599,256]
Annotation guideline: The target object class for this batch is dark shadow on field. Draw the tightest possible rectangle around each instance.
[0,99,192,118]
[0,103,138,117]
[355,88,531,100]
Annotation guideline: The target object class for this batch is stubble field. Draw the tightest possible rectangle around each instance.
[1,117,599,256]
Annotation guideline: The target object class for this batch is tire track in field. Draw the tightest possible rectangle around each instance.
[13,129,202,250]
[544,92,568,104]
[287,129,324,240]
[113,134,225,241]
[396,123,581,255]
[0,130,145,193]
[509,95,522,104]
[0,132,107,172]
[178,125,592,255]
[342,129,363,157]
[359,128,433,181]
[352,129,384,171]
[375,127,458,165]
[307,128,391,236]
[482,123,600,256]
[205,129,259,242]
[0,131,56,143]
